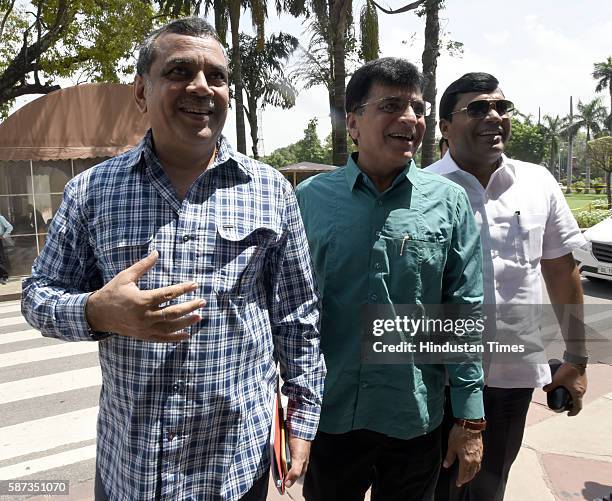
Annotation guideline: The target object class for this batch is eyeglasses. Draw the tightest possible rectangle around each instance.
[450,99,514,119]
[355,96,432,117]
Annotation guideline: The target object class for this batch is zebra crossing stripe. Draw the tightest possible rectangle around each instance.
[0,329,41,345]
[0,445,97,480]
[0,342,98,368]
[0,366,102,404]
[0,407,98,462]
[0,316,30,328]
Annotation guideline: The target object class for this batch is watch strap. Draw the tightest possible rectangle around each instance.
[455,418,486,431]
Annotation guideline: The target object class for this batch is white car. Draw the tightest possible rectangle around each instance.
[573,216,612,282]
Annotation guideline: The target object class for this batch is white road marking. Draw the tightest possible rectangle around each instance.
[0,342,98,368]
[0,444,97,480]
[0,329,42,345]
[0,367,102,404]
[0,407,98,462]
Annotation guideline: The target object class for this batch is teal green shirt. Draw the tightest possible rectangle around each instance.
[295,154,484,440]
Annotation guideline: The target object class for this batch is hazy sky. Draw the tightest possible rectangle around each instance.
[10,0,612,155]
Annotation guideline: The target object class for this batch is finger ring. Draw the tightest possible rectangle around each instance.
[161,309,166,320]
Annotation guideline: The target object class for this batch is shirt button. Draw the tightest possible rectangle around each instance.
[167,432,176,441]
[182,234,191,242]
[370,293,377,302]
[374,263,382,270]
[362,382,369,388]
[377,200,383,206]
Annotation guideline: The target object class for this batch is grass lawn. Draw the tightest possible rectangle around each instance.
[563,193,606,211]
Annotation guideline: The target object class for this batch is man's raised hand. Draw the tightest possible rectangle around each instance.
[85,250,205,342]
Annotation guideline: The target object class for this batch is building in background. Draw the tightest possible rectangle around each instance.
[0,83,149,277]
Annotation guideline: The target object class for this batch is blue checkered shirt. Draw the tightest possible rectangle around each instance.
[22,131,325,501]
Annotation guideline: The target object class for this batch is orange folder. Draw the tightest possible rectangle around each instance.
[271,378,291,494]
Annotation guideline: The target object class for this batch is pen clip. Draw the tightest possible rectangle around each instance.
[399,234,411,256]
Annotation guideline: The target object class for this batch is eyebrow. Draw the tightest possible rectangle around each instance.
[163,58,228,73]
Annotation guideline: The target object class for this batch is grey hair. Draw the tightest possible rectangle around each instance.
[136,17,225,76]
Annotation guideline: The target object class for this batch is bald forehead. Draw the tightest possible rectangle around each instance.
[150,32,228,70]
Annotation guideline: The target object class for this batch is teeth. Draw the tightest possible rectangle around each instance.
[183,109,209,114]
[389,133,413,140]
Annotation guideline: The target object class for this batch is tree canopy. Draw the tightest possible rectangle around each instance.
[0,0,157,118]
[505,117,546,165]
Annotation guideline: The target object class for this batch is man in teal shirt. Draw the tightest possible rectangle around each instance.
[296,58,485,501]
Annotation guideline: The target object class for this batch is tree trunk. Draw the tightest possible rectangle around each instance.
[585,128,591,193]
[609,87,612,132]
[229,0,247,154]
[607,170,611,210]
[566,97,573,194]
[245,97,259,159]
[330,0,349,166]
[420,0,440,168]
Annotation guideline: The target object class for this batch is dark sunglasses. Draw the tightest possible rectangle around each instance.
[355,96,432,118]
[450,99,514,119]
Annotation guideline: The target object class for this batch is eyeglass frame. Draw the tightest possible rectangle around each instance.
[353,96,432,118]
[449,99,515,120]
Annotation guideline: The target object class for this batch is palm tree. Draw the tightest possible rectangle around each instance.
[541,114,564,181]
[574,98,607,191]
[593,56,612,131]
[291,0,427,165]
[420,0,442,167]
[230,32,299,158]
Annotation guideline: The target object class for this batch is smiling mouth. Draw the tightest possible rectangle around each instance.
[478,129,503,137]
[388,132,415,142]
[180,107,213,116]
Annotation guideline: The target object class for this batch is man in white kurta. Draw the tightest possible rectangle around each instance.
[426,72,588,501]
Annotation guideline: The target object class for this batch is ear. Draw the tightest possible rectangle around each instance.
[134,75,147,114]
[346,112,360,142]
[439,118,451,140]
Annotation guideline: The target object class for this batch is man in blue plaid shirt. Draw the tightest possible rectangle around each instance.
[21,17,325,501]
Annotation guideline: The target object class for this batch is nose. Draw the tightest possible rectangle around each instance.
[187,71,213,96]
[484,103,503,122]
[398,104,418,123]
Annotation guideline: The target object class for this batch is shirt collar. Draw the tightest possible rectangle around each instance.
[437,152,516,185]
[132,129,252,179]
[345,152,417,192]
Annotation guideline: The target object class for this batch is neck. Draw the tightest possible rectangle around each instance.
[451,152,502,188]
[356,155,407,193]
[152,138,218,200]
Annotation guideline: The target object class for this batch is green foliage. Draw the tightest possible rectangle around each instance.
[231,32,298,111]
[0,0,159,108]
[359,1,379,62]
[261,118,330,168]
[574,208,612,228]
[587,136,612,173]
[505,117,546,164]
[43,0,157,82]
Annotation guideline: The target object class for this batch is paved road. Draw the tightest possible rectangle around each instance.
[1,277,610,500]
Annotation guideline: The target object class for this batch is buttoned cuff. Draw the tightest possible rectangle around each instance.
[286,400,321,441]
[55,292,111,341]
[450,386,485,420]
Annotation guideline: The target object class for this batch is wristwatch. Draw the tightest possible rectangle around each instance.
[563,350,588,370]
[454,418,486,431]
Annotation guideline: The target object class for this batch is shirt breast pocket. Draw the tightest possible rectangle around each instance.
[490,213,546,264]
[380,212,447,301]
[97,233,155,285]
[213,221,280,297]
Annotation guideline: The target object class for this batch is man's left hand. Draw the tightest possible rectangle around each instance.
[443,425,483,487]
[284,436,311,489]
[543,362,587,416]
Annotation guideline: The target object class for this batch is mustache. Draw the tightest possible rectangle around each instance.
[178,98,217,110]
